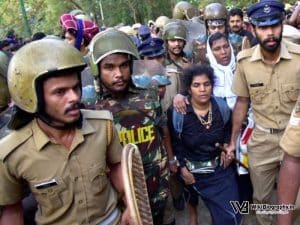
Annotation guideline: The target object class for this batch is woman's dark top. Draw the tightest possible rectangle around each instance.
[167,97,231,167]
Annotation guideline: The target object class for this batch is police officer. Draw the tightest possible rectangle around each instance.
[277,100,300,225]
[137,38,177,225]
[138,38,166,68]
[163,21,191,111]
[189,3,229,66]
[0,39,129,225]
[89,28,171,225]
[203,3,253,56]
[204,3,228,35]
[137,37,177,171]
[138,25,151,43]
[226,1,300,225]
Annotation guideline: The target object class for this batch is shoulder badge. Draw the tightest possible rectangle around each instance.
[0,127,32,161]
[81,109,114,146]
[237,47,254,62]
[166,66,180,74]
[81,109,113,121]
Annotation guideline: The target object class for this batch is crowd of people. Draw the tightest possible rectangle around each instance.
[1,0,300,225]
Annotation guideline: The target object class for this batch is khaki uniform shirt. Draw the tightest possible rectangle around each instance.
[232,41,300,129]
[280,98,300,157]
[161,58,186,112]
[0,110,122,225]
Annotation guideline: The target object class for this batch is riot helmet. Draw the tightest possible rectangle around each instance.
[163,21,187,42]
[173,1,199,20]
[8,39,86,114]
[155,16,170,30]
[204,3,228,35]
[89,28,139,66]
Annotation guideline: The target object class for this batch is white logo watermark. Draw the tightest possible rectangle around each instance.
[230,201,295,215]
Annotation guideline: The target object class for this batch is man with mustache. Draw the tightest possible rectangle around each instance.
[162,21,191,112]
[228,8,257,52]
[225,1,300,225]
[89,28,171,225]
[0,39,130,225]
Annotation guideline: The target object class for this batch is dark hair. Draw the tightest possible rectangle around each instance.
[62,29,90,47]
[208,32,229,48]
[229,8,243,19]
[183,65,215,89]
[32,32,46,41]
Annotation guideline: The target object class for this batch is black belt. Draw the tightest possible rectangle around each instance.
[256,124,284,134]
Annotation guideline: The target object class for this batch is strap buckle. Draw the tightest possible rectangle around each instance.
[269,128,283,134]
[256,124,284,134]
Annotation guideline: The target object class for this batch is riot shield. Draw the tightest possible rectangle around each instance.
[121,143,153,225]
[181,19,206,63]
[132,60,170,90]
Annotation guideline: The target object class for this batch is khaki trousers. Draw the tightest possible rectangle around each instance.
[247,127,283,225]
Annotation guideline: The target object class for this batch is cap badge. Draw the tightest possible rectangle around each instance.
[263,5,271,14]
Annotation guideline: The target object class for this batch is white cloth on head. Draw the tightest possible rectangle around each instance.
[206,35,237,109]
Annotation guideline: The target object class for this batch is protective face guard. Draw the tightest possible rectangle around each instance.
[207,19,226,26]
[132,74,171,89]
[121,143,153,225]
[131,60,170,89]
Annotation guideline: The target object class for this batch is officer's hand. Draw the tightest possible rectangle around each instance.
[220,151,234,169]
[223,143,235,156]
[181,167,195,185]
[182,57,192,69]
[218,143,235,168]
[173,94,189,114]
[169,161,178,174]
[121,207,132,225]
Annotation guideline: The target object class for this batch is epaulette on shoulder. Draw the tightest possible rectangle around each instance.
[166,67,180,74]
[285,41,300,54]
[81,109,113,121]
[237,48,254,62]
[0,127,32,161]
[81,109,114,145]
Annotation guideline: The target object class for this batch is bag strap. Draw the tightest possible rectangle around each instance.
[172,109,184,139]
[213,96,231,125]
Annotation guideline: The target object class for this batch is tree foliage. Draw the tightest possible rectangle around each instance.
[0,0,296,39]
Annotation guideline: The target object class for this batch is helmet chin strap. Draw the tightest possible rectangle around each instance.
[36,111,83,130]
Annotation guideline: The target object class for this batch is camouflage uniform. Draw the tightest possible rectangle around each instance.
[94,86,169,220]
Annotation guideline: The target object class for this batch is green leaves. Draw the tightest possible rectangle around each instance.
[0,0,289,39]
